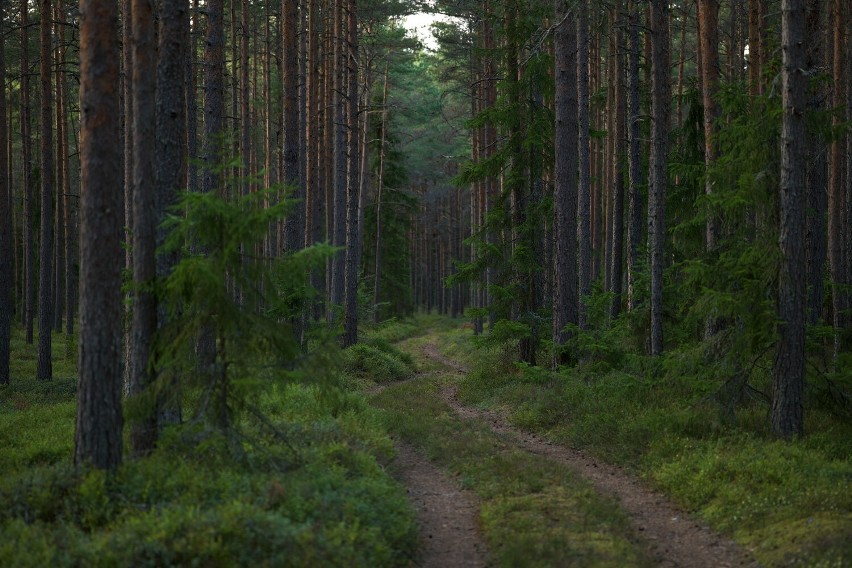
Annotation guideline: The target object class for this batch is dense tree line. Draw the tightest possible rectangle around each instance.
[424,0,850,439]
[0,0,849,469]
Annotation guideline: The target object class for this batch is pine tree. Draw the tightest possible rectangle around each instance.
[771,0,806,439]
[76,0,125,470]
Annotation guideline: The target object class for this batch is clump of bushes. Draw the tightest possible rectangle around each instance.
[0,382,417,567]
[344,342,415,383]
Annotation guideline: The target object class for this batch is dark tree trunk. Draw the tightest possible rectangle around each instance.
[828,0,847,358]
[240,0,249,197]
[0,0,10,384]
[186,0,199,196]
[76,0,125,471]
[626,0,643,312]
[373,61,389,323]
[330,0,347,317]
[771,0,807,439]
[748,0,762,95]
[21,0,34,344]
[552,3,579,366]
[806,0,827,326]
[37,0,56,381]
[156,0,188,427]
[282,0,301,252]
[342,0,360,347]
[699,0,720,253]
[203,0,224,196]
[648,0,670,356]
[198,0,223,372]
[610,21,625,320]
[577,0,591,329]
[129,0,157,456]
[53,3,65,333]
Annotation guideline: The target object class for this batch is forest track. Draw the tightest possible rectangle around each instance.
[393,442,488,567]
[421,343,758,568]
[371,380,489,567]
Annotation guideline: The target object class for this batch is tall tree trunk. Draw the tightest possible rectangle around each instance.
[772,0,806,439]
[121,0,132,390]
[0,0,10,385]
[60,2,75,341]
[553,3,579,366]
[282,0,301,251]
[648,0,670,356]
[806,0,827,325]
[610,21,625,319]
[37,0,56,381]
[748,0,762,96]
[203,0,224,195]
[699,0,720,252]
[626,0,643,313]
[198,0,223,373]
[21,0,34,343]
[156,0,188,427]
[828,0,847,358]
[76,0,125,471]
[129,0,157,456]
[53,3,65,333]
[187,0,199,196]
[240,0,250,197]
[373,61,389,323]
[330,0,347,318]
[577,0,592,328]
[342,0,360,347]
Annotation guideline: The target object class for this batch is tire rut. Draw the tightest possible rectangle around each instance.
[422,343,758,568]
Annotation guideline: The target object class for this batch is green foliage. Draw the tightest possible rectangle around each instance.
[155,187,334,428]
[432,325,852,567]
[372,337,650,567]
[0,377,417,567]
[344,343,415,383]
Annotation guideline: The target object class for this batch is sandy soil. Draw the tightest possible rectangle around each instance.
[392,442,489,567]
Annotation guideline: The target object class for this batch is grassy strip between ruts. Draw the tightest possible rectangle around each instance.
[0,325,418,567]
[371,333,654,568]
[429,320,852,567]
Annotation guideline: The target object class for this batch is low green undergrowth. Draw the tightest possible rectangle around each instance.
[0,326,417,567]
[436,324,852,567]
[371,344,652,567]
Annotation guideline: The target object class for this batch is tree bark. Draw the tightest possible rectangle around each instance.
[626,0,643,313]
[577,0,592,329]
[128,0,157,456]
[0,0,11,384]
[53,2,65,333]
[21,0,34,343]
[156,0,188,427]
[282,0,301,252]
[37,0,56,381]
[240,0,250,197]
[373,60,389,323]
[76,0,125,470]
[610,20,625,319]
[342,0,361,347]
[330,0,347,317]
[771,0,807,440]
[203,0,224,195]
[828,0,847,358]
[805,0,827,325]
[552,3,579,366]
[648,0,670,356]
[699,0,720,253]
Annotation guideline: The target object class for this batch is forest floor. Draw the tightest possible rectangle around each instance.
[371,327,757,567]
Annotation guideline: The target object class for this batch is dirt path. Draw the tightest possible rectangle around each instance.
[393,442,488,567]
[422,344,757,568]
